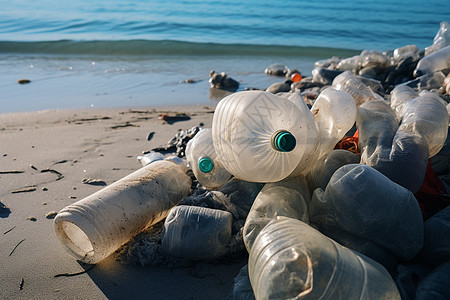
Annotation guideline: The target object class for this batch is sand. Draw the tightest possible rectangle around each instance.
[0,106,246,299]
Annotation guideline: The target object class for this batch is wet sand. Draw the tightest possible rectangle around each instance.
[0,106,246,299]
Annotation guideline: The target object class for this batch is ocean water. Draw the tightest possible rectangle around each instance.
[0,0,448,113]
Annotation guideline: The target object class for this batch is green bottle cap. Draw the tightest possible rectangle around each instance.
[273,130,296,152]
[198,157,214,173]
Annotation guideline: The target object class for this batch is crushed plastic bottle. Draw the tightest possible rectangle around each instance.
[212,90,311,182]
[357,99,429,192]
[161,205,232,259]
[332,71,384,105]
[243,176,310,252]
[414,45,450,77]
[248,216,401,300]
[425,21,450,56]
[54,160,191,264]
[310,87,357,160]
[185,128,232,190]
[309,164,424,261]
[390,86,449,158]
[306,149,360,193]
[393,44,419,61]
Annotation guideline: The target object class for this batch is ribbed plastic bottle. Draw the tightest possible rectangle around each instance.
[414,45,450,77]
[185,128,232,189]
[243,176,310,252]
[310,87,357,160]
[212,90,311,183]
[248,216,401,300]
[54,160,191,264]
[309,164,424,261]
[306,149,360,193]
[332,71,384,105]
[162,205,232,259]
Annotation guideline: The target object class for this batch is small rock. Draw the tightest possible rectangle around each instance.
[266,80,293,94]
[17,79,31,84]
[264,64,289,76]
[81,178,107,186]
[209,70,239,91]
[26,216,37,221]
[45,211,58,219]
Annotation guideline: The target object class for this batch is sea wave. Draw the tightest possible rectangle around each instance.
[0,39,360,58]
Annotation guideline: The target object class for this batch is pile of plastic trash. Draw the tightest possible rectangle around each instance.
[54,22,450,299]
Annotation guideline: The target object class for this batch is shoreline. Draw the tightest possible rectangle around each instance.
[0,105,248,299]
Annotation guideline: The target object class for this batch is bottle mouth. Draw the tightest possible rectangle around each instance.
[272,130,296,152]
[198,157,214,173]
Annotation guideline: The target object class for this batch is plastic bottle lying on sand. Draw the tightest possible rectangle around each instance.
[310,87,357,160]
[248,216,401,300]
[54,159,191,264]
[414,45,450,77]
[425,21,450,56]
[243,176,310,252]
[185,128,232,189]
[137,151,164,166]
[212,90,311,182]
[162,205,232,259]
[309,164,424,261]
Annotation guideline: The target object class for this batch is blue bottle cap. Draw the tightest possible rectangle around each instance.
[198,157,214,173]
[273,130,296,152]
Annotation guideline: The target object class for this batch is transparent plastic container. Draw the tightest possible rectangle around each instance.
[243,176,310,252]
[393,44,419,61]
[414,45,450,77]
[310,87,357,160]
[332,71,384,105]
[212,90,311,183]
[137,151,164,166]
[425,21,450,56]
[306,149,360,192]
[54,160,191,264]
[280,92,320,176]
[248,216,401,300]
[185,128,232,189]
[357,99,429,192]
[309,164,424,261]
[161,205,232,259]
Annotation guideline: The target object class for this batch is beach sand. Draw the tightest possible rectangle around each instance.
[0,106,246,299]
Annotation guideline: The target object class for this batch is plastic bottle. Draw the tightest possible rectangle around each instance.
[54,160,191,264]
[137,151,164,166]
[248,216,401,300]
[309,164,424,261]
[332,71,384,105]
[393,44,419,61]
[414,45,450,77]
[306,149,360,193]
[279,92,320,176]
[212,90,311,183]
[390,86,449,158]
[425,21,450,56]
[310,87,357,160]
[243,176,310,252]
[161,205,232,259]
[185,128,232,190]
[357,99,429,192]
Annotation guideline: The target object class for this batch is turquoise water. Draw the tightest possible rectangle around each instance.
[0,0,448,112]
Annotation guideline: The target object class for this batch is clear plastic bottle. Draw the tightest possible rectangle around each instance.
[309,164,424,261]
[393,44,419,61]
[212,90,311,183]
[248,216,401,300]
[161,205,232,259]
[185,128,232,189]
[357,99,429,193]
[332,71,384,105]
[425,21,450,56]
[306,149,360,193]
[243,176,310,252]
[414,45,450,77]
[310,87,357,160]
[54,160,191,264]
[137,151,164,166]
